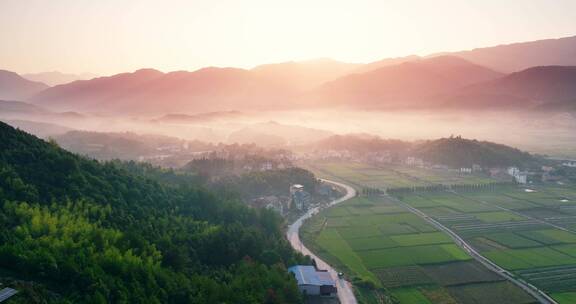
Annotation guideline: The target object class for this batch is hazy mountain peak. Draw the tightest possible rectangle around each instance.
[133,68,164,75]
[22,71,97,86]
[313,55,503,109]
[0,69,49,100]
[439,35,576,72]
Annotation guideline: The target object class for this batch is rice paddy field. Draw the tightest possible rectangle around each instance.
[301,161,576,304]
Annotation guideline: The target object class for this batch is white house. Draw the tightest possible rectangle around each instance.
[290,184,311,210]
[515,172,528,184]
[507,167,520,176]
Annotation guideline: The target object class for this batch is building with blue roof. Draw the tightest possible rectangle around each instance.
[288,265,337,297]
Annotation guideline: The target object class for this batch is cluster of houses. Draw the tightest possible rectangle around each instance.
[249,182,338,217]
[249,184,314,216]
[506,167,528,184]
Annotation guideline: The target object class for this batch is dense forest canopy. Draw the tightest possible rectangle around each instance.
[0,121,306,303]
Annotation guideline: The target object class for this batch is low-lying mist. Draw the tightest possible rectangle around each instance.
[2,108,575,158]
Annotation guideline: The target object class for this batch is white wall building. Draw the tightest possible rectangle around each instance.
[290,184,311,210]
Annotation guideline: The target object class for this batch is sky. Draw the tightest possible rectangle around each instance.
[1,0,575,75]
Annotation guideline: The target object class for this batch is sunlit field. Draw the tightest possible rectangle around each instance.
[302,161,576,303]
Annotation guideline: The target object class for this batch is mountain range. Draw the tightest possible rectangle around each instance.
[442,66,576,109]
[440,35,576,72]
[311,56,504,108]
[22,71,97,86]
[0,70,48,100]
[2,35,576,114]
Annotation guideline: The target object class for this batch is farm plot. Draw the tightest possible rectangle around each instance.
[552,292,576,304]
[396,183,576,300]
[301,194,534,303]
[422,260,502,286]
[484,247,576,270]
[375,266,433,288]
[390,166,494,186]
[357,244,470,269]
[306,161,429,189]
[301,162,550,303]
[517,265,576,293]
[481,232,542,249]
[390,288,433,304]
[306,161,499,190]
[446,281,537,304]
[424,193,499,213]
[505,189,571,208]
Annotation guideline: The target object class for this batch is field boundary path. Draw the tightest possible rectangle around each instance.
[287,179,358,304]
[384,193,558,304]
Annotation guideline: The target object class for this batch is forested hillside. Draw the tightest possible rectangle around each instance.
[0,121,305,303]
[413,136,535,168]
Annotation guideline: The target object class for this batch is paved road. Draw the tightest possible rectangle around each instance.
[287,179,357,304]
[385,193,558,304]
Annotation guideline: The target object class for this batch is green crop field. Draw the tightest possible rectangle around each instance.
[394,183,576,303]
[303,161,497,191]
[300,194,531,304]
[301,161,576,303]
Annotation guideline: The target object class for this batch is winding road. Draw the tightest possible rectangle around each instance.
[287,179,358,304]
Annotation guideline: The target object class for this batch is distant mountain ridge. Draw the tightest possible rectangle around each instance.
[437,35,576,72]
[443,66,576,109]
[0,70,49,100]
[30,68,165,112]
[311,56,504,108]
[250,58,361,90]
[22,71,97,86]
[16,34,576,113]
[31,67,298,114]
[0,100,48,115]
